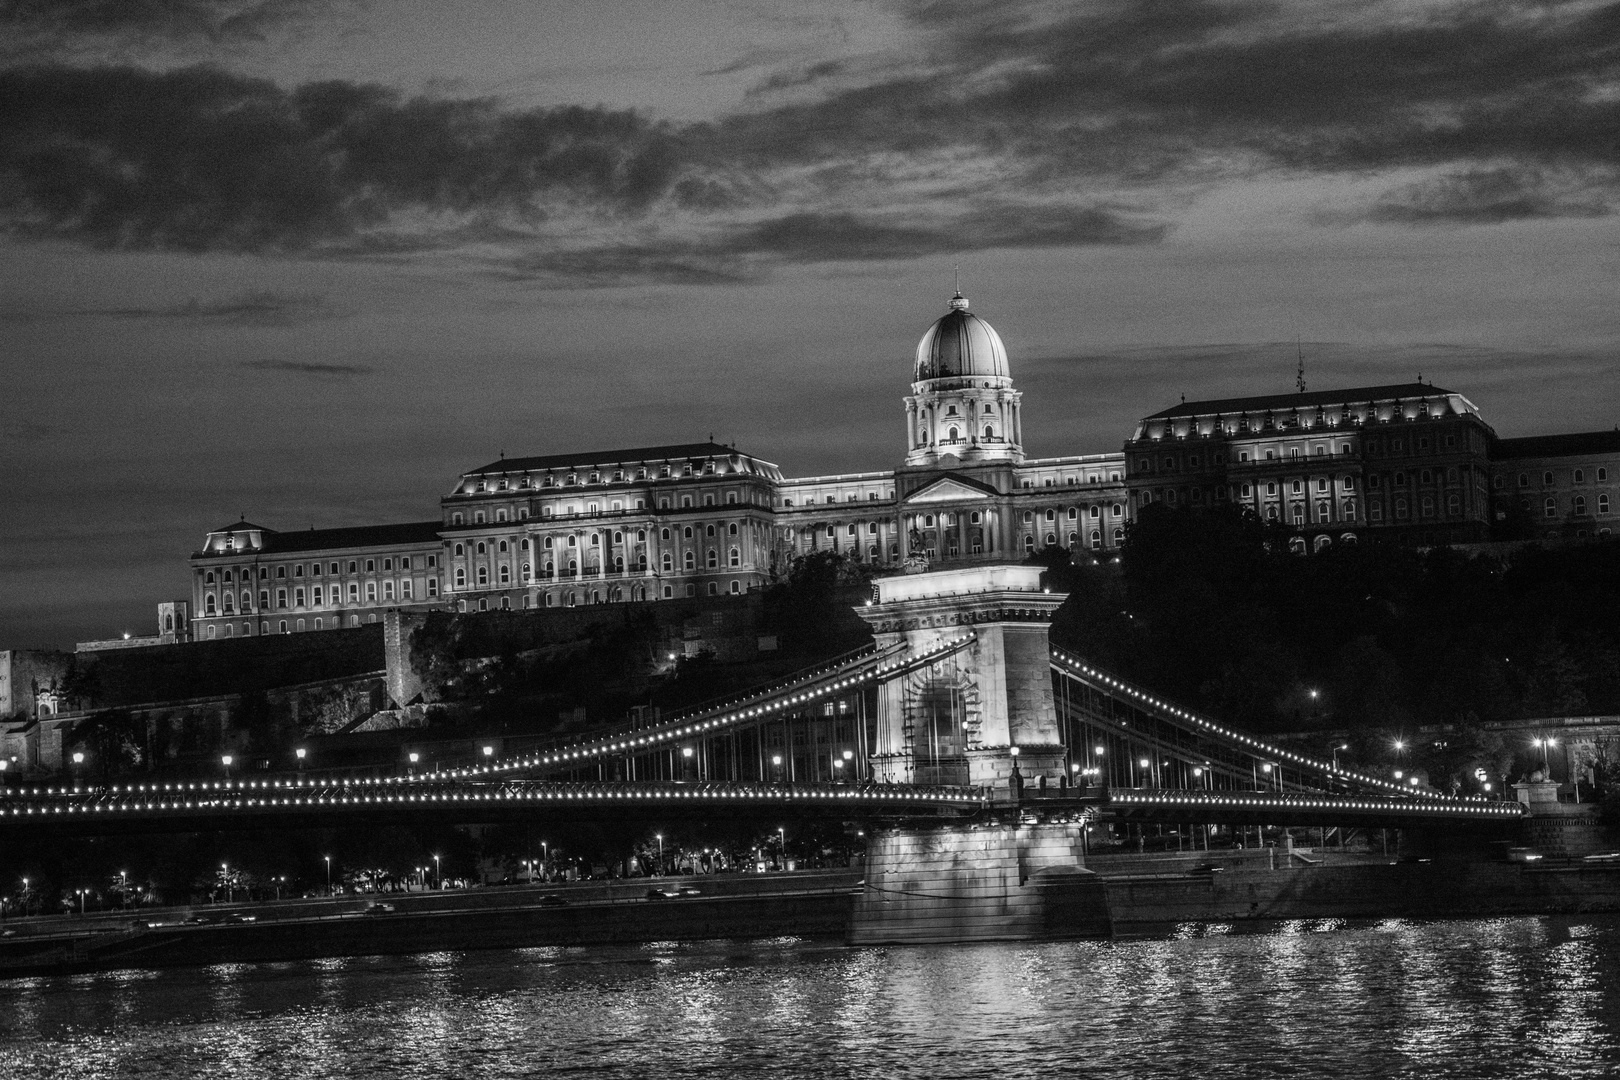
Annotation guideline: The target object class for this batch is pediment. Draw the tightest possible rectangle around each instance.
[902,474,1000,504]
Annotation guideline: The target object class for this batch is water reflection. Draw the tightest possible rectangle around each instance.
[0,918,1617,1079]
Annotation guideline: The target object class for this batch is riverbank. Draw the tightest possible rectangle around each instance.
[7,852,1620,977]
[0,871,860,977]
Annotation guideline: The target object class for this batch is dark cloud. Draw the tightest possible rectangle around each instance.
[0,0,329,42]
[489,245,757,287]
[718,0,1620,204]
[722,204,1165,262]
[240,358,373,376]
[0,289,338,325]
[0,64,684,252]
[3,1,1619,286]
[1366,166,1612,224]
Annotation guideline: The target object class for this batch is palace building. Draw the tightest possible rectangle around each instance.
[182,295,1618,642]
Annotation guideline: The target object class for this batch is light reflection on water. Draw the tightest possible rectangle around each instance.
[2,917,1619,1079]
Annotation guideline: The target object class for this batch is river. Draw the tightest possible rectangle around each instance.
[3,916,1618,1078]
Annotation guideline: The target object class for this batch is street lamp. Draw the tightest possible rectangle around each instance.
[295,747,307,768]
[541,841,549,876]
[778,827,786,871]
[221,754,233,781]
[482,745,494,760]
[433,854,441,889]
[324,855,331,896]
[1331,743,1349,771]
[221,862,232,903]
[655,833,664,877]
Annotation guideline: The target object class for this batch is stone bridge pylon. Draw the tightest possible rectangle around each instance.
[857,564,1068,796]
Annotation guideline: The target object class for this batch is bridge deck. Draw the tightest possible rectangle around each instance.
[0,781,988,838]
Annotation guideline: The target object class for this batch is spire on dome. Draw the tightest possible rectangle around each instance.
[949,292,969,311]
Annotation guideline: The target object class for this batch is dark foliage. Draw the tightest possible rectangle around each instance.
[1052,503,1620,752]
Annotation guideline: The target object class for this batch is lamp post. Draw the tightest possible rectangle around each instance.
[778,827,786,871]
[433,854,441,890]
[221,754,233,782]
[408,751,420,775]
[1331,743,1348,773]
[541,841,549,879]
[221,863,232,904]
[324,855,331,896]
[842,748,855,782]
[655,834,664,877]
[771,754,783,782]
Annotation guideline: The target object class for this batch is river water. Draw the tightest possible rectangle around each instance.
[3,917,1619,1079]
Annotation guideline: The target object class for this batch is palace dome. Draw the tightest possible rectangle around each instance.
[914,294,1010,382]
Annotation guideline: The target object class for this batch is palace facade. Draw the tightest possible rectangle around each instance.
[182,295,1619,642]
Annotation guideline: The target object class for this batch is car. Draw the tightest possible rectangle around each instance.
[181,915,213,925]
[646,888,675,900]
[675,887,701,897]
[1187,864,1225,876]
[537,894,568,907]
[363,902,397,915]
[221,913,257,923]
[1582,852,1620,863]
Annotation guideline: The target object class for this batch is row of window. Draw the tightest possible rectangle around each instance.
[202,613,379,638]
[203,576,438,615]
[1525,494,1612,517]
[465,458,753,495]
[1503,467,1611,489]
[450,488,766,525]
[1366,494,1464,522]
[1017,528,1126,552]
[202,554,435,587]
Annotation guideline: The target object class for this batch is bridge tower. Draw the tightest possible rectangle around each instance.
[857,564,1067,796]
[851,564,1109,943]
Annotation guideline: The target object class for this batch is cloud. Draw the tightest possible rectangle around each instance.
[0,64,685,252]
[0,0,333,43]
[4,1,1620,286]
[240,358,374,376]
[0,289,340,325]
[1365,166,1613,224]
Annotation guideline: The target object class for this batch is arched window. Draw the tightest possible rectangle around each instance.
[947,426,958,441]
[985,426,994,439]
[662,553,673,572]
[454,543,465,557]
[522,562,530,580]
[477,567,488,585]
[1601,495,1611,515]
[683,551,695,570]
[205,571,216,585]
[1574,495,1588,516]
[683,526,694,539]
[706,550,718,569]
[498,565,510,584]
[205,593,217,614]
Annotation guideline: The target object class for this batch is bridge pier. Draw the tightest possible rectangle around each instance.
[849,819,1109,944]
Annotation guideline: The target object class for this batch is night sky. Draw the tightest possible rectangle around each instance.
[3,0,1618,649]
